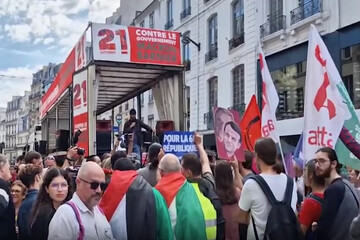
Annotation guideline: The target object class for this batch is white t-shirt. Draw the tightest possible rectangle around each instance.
[238,173,298,240]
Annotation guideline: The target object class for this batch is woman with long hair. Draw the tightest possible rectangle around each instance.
[138,143,164,186]
[215,160,242,240]
[29,168,72,240]
[10,180,27,235]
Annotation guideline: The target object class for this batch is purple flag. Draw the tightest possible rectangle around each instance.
[284,152,295,178]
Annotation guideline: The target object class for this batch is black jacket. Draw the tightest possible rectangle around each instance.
[30,206,56,240]
[0,178,17,240]
[123,119,153,146]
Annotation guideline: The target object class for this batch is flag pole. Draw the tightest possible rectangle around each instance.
[278,140,288,175]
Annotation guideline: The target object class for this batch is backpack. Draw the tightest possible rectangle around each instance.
[308,193,324,206]
[304,193,323,240]
[250,175,304,240]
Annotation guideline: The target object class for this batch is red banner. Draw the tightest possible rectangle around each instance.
[40,48,75,118]
[73,70,89,155]
[240,95,262,152]
[92,23,182,66]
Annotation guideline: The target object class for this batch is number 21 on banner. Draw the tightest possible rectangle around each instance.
[73,80,87,109]
[75,34,86,71]
[98,29,128,54]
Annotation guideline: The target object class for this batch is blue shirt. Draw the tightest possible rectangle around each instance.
[18,189,38,240]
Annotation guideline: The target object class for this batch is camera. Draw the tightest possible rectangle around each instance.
[73,129,82,145]
[77,147,85,156]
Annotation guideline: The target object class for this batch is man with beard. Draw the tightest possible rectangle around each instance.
[48,162,114,240]
[314,147,359,240]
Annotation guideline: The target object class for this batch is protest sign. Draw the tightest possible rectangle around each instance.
[213,107,245,161]
[163,131,197,158]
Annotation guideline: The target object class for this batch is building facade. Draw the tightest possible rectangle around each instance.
[16,91,31,157]
[29,63,62,130]
[105,0,360,149]
[130,0,256,148]
[4,96,22,160]
[0,108,6,154]
[257,0,360,145]
[106,0,153,26]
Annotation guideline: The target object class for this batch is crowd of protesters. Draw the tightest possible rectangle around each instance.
[1,128,360,239]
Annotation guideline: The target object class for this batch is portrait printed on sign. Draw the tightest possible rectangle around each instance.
[214,107,245,162]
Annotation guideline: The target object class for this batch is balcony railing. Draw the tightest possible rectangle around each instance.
[276,110,304,120]
[183,59,191,71]
[29,92,41,100]
[229,33,244,51]
[203,111,214,130]
[180,7,191,20]
[260,15,286,38]
[205,46,218,63]
[290,0,322,25]
[229,103,246,115]
[165,19,174,30]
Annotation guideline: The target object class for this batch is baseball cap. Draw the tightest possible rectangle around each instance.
[130,109,136,115]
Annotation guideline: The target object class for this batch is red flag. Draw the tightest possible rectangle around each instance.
[240,95,262,152]
[240,95,261,174]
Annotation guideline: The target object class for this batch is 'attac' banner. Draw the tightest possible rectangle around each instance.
[163,131,197,158]
[91,23,182,66]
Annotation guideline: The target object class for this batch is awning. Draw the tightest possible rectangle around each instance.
[94,61,184,115]
[42,89,70,120]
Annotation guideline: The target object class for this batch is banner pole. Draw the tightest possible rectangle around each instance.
[278,141,288,175]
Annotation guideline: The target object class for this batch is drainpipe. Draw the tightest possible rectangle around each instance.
[196,0,200,131]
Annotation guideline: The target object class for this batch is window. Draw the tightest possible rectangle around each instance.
[149,89,154,103]
[270,61,307,120]
[208,14,218,50]
[140,94,144,106]
[125,101,129,111]
[183,0,191,9]
[166,0,173,26]
[270,0,283,16]
[182,31,190,69]
[149,12,154,28]
[342,43,360,109]
[181,0,191,19]
[119,104,122,113]
[232,65,245,106]
[148,115,154,129]
[140,21,145,28]
[208,77,218,111]
[232,0,244,37]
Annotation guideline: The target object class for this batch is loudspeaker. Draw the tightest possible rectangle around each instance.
[39,141,47,155]
[96,120,111,156]
[156,121,174,145]
[56,130,70,151]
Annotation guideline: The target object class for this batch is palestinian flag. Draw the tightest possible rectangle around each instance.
[99,170,173,240]
[155,172,209,240]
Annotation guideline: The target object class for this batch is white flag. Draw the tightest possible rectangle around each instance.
[303,25,349,161]
[259,46,280,143]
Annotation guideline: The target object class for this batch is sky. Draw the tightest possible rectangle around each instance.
[0,0,120,107]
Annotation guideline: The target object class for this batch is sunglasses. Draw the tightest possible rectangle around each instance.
[79,178,107,191]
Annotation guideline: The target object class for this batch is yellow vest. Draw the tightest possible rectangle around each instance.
[191,183,217,240]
